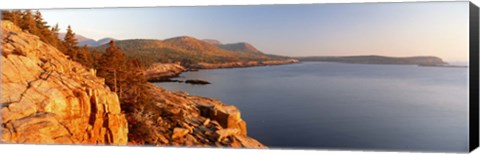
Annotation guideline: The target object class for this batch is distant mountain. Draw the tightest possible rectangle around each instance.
[164,36,224,54]
[96,37,117,46]
[202,39,221,45]
[202,39,262,54]
[58,33,93,45]
[297,55,448,66]
[218,42,262,54]
[58,33,116,47]
[94,36,289,66]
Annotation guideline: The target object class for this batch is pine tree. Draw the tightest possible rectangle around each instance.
[33,10,57,46]
[11,11,22,25]
[96,40,150,103]
[2,10,22,26]
[63,25,79,59]
[77,45,94,68]
[64,25,78,48]
[33,11,48,32]
[97,41,127,95]
[3,10,94,69]
[2,11,12,21]
[50,23,66,51]
[20,10,37,34]
[51,23,60,36]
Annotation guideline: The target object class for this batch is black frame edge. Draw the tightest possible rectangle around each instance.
[470,1,479,152]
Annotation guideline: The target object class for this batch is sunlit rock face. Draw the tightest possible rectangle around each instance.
[131,84,266,148]
[1,21,128,145]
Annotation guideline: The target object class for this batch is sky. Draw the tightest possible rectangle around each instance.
[40,2,469,62]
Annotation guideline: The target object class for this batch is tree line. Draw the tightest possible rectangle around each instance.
[3,10,95,68]
[2,10,155,117]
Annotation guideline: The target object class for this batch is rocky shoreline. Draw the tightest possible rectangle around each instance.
[143,63,186,82]
[129,84,265,147]
[144,59,299,82]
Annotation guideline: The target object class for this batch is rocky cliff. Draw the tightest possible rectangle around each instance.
[1,21,128,145]
[127,84,265,148]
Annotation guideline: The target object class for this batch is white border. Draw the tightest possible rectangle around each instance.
[0,0,472,9]
[0,0,478,154]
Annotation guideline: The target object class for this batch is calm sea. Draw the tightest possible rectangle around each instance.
[155,62,469,152]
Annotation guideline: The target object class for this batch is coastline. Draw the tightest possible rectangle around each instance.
[127,83,266,148]
[144,59,466,84]
[135,58,300,146]
[143,63,186,82]
[144,59,299,82]
[191,59,300,69]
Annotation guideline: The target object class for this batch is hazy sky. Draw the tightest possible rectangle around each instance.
[41,2,469,62]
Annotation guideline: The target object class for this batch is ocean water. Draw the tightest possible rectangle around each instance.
[155,62,469,152]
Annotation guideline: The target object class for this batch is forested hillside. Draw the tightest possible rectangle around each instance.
[93,36,291,67]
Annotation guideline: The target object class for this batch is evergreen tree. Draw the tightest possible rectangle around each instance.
[51,23,60,36]
[50,23,66,52]
[2,10,22,26]
[97,41,127,95]
[96,40,149,103]
[11,11,22,25]
[19,10,37,34]
[63,25,79,59]
[33,11,48,30]
[2,11,12,21]
[3,10,94,69]
[32,10,58,46]
[77,45,94,68]
[64,25,78,48]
